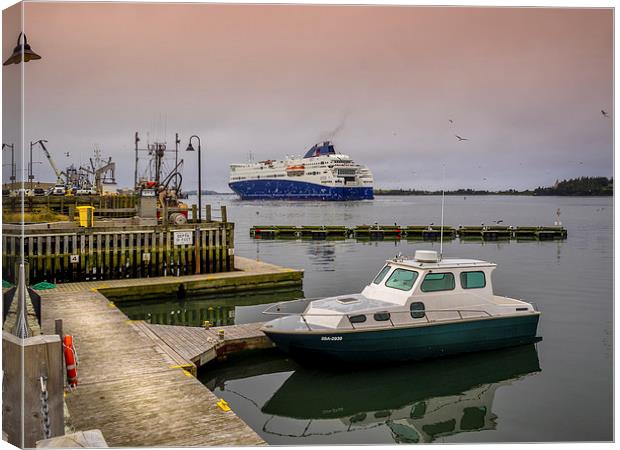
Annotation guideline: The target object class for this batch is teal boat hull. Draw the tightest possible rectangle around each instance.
[263,314,540,364]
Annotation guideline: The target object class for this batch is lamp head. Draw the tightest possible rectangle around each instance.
[186,142,195,152]
[3,33,41,66]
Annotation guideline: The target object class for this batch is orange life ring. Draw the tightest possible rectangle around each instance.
[63,335,79,387]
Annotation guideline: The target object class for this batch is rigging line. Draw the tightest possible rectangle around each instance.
[262,419,386,438]
[439,163,446,261]
[301,419,314,437]
[222,387,262,409]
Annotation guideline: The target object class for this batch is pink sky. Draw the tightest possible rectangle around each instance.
[3,3,613,190]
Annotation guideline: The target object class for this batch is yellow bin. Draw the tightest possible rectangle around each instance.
[76,206,95,227]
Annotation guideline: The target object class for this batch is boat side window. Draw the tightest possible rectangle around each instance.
[420,272,455,292]
[372,265,391,284]
[373,312,391,322]
[410,302,426,319]
[348,314,367,324]
[385,268,419,291]
[460,271,486,289]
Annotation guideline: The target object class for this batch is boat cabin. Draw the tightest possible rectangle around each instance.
[301,250,535,330]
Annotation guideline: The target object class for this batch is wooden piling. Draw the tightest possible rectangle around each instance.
[2,332,64,448]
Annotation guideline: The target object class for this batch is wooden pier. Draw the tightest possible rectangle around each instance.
[3,216,234,284]
[251,224,567,241]
[40,290,265,447]
[35,256,300,447]
[51,256,303,302]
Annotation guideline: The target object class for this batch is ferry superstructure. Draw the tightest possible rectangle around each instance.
[228,142,374,200]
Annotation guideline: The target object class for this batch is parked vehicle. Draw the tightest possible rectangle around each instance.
[50,185,66,196]
[76,188,97,195]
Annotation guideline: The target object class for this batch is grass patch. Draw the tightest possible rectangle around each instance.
[2,207,70,223]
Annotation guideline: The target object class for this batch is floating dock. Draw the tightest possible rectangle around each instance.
[250,224,567,241]
[37,256,301,447]
[132,321,270,372]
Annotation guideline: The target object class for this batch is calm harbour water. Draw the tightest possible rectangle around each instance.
[127,194,613,443]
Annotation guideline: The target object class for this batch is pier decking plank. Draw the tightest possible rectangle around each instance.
[144,321,270,366]
[41,288,265,446]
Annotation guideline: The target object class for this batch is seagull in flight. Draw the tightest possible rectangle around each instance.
[64,152,70,157]
[448,119,454,124]
[455,134,469,141]
[601,110,609,118]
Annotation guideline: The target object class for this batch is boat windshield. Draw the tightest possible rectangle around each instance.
[372,265,391,284]
[385,268,419,291]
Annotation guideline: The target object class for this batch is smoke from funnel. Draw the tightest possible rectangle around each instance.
[319,110,350,141]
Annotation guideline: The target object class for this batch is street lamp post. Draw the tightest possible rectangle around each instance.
[3,32,42,66]
[186,135,202,222]
[2,143,15,184]
[3,33,42,340]
[29,141,35,190]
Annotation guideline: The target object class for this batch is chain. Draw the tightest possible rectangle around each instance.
[39,376,51,439]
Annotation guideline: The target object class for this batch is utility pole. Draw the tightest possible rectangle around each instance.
[134,132,140,190]
[174,133,180,191]
[29,141,35,190]
[2,143,15,185]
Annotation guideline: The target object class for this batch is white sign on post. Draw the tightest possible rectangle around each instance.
[70,255,80,263]
[174,231,193,246]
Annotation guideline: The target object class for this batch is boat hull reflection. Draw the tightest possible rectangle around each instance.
[261,343,541,442]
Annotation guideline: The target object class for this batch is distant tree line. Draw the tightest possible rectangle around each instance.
[374,188,533,196]
[533,177,613,196]
[376,177,613,196]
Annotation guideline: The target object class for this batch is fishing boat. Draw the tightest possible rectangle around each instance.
[228,141,374,200]
[261,250,540,363]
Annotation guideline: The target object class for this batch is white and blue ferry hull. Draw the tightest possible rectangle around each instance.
[229,179,374,201]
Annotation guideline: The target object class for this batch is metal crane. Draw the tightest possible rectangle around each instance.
[34,140,64,184]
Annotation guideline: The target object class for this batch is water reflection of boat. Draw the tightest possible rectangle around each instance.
[260,344,541,442]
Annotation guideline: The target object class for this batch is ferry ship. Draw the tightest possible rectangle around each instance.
[228,142,374,200]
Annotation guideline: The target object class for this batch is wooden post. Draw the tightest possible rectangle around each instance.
[204,204,212,223]
[194,226,201,274]
[54,319,63,338]
[162,203,169,228]
[191,205,197,224]
[220,205,227,223]
[2,332,64,448]
[208,229,214,273]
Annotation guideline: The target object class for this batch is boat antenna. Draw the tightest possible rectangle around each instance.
[439,163,446,261]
